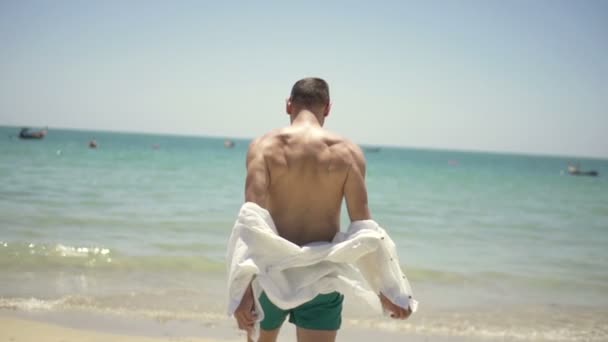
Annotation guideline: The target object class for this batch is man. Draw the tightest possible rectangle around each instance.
[234,78,411,342]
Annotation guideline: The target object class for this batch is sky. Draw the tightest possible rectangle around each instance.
[0,0,606,158]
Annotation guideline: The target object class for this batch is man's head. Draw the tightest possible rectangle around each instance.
[286,77,331,120]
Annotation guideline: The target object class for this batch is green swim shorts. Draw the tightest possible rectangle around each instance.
[259,291,344,331]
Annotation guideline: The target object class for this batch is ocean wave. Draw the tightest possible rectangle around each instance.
[0,295,226,323]
[2,240,606,294]
[0,241,223,272]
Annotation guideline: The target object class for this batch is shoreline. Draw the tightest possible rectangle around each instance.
[0,311,482,342]
[3,302,607,342]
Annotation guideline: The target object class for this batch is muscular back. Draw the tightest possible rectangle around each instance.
[245,123,370,246]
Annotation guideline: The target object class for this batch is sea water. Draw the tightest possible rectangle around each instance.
[1,126,607,340]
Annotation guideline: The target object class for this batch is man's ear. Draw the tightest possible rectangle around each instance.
[286,98,293,115]
[324,103,332,117]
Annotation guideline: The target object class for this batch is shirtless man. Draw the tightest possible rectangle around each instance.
[234,78,411,342]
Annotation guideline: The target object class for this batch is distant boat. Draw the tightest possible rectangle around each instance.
[19,127,47,140]
[567,164,598,177]
[224,139,235,148]
[89,139,98,149]
[364,147,381,153]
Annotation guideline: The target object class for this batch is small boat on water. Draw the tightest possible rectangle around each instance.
[567,164,599,177]
[19,127,47,140]
[224,139,235,148]
[364,147,381,153]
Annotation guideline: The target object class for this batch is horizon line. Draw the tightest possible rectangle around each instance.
[1,124,606,161]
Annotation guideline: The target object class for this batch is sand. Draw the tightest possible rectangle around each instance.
[0,313,486,342]
[0,317,249,342]
[0,316,240,342]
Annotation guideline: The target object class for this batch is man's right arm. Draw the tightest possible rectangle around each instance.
[234,137,267,334]
[343,143,371,221]
[343,142,412,320]
[244,137,269,207]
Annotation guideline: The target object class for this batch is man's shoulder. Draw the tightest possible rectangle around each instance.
[324,131,364,158]
[248,129,284,154]
[249,128,364,158]
[255,128,285,143]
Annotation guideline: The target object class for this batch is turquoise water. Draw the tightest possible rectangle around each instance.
[1,126,607,340]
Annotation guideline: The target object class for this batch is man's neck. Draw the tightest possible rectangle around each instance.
[291,109,323,127]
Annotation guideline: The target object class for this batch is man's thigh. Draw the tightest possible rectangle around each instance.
[296,327,337,342]
[255,328,281,342]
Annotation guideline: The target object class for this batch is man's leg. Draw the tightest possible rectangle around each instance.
[296,327,337,342]
[248,328,281,342]
[254,292,287,342]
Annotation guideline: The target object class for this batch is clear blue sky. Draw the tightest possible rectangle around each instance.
[1,1,606,158]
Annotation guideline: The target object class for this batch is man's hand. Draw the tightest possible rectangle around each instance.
[380,293,412,320]
[234,284,257,333]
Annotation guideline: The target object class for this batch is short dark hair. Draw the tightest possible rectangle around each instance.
[290,78,330,108]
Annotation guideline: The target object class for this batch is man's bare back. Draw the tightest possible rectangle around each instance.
[247,120,367,246]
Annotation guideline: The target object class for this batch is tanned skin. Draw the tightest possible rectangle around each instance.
[234,90,411,342]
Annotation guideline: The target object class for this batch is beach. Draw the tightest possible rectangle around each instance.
[3,307,605,342]
[1,126,607,341]
[0,313,516,342]
[0,316,461,342]
[0,315,233,342]
[0,316,217,342]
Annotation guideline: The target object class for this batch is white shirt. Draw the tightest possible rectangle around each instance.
[227,203,418,336]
